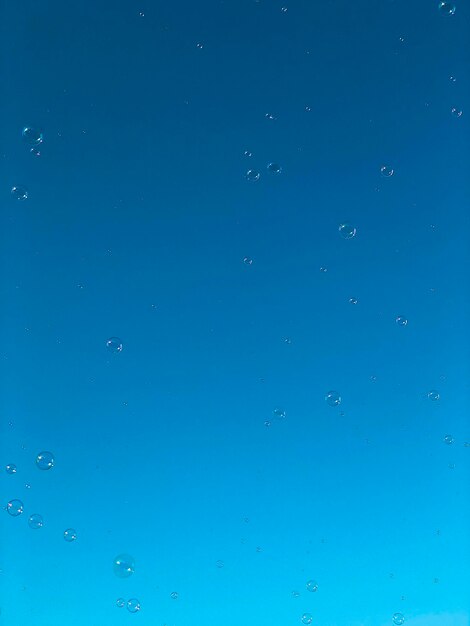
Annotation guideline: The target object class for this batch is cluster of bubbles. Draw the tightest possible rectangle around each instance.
[117,598,141,613]
[246,162,282,181]
[11,127,44,200]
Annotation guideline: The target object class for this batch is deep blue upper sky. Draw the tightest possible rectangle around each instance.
[1,1,469,626]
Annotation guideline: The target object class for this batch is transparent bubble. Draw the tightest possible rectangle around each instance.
[349,297,358,305]
[283,337,292,344]
[325,390,341,407]
[113,554,135,578]
[450,76,456,82]
[244,150,252,157]
[306,580,318,592]
[11,186,28,201]
[64,528,77,542]
[30,147,41,157]
[28,513,44,529]
[265,113,276,120]
[338,223,356,239]
[216,560,224,568]
[438,2,456,16]
[170,591,179,600]
[246,169,260,182]
[127,598,141,613]
[106,337,123,353]
[6,499,24,516]
[264,420,271,427]
[319,266,328,273]
[255,546,262,552]
[267,162,282,174]
[196,42,204,49]
[301,614,313,625]
[292,590,300,598]
[243,256,253,265]
[451,107,462,118]
[392,613,405,626]
[443,435,454,445]
[395,315,408,327]
[36,451,54,470]
[281,6,288,12]
[380,165,394,178]
[427,390,440,401]
[116,598,126,608]
[22,127,43,146]
[273,408,286,419]
[5,464,17,475]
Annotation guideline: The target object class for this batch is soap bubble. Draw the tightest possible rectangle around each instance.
[5,464,17,475]
[170,591,179,599]
[395,315,408,327]
[438,2,456,16]
[306,579,318,592]
[325,390,341,407]
[267,162,282,174]
[301,614,313,625]
[116,598,126,608]
[106,337,123,353]
[30,147,41,157]
[443,435,454,445]
[349,297,358,305]
[36,451,54,470]
[216,560,224,568]
[22,127,43,146]
[127,598,141,613]
[6,499,24,516]
[246,169,260,182]
[273,408,286,419]
[28,513,44,529]
[243,256,253,265]
[11,186,28,201]
[113,554,135,578]
[427,390,440,401]
[451,107,462,118]
[64,528,77,542]
[292,590,300,598]
[244,150,252,157]
[392,613,405,626]
[338,223,356,239]
[380,165,394,177]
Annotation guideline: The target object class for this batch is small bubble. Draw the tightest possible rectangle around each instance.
[399,36,405,42]
[380,165,394,177]
[243,256,253,265]
[36,451,54,470]
[11,186,28,201]
[265,113,276,120]
[116,598,126,608]
[63,528,77,542]
[325,390,341,407]
[438,2,456,16]
[25,483,31,489]
[451,107,463,118]
[113,554,135,578]
[127,598,141,613]
[106,337,123,353]
[305,106,311,112]
[301,614,313,625]
[395,315,408,327]
[292,590,300,598]
[216,560,224,568]
[450,75,456,82]
[28,514,44,529]
[392,613,405,626]
[433,577,439,583]
[22,127,43,146]
[264,420,271,427]
[245,169,260,182]
[255,546,262,552]
[6,499,24,517]
[30,147,41,157]
[443,435,454,445]
[306,580,318,592]
[244,150,252,157]
[5,464,17,475]
[273,408,286,419]
[170,591,179,600]
[267,162,282,174]
[349,297,358,305]
[281,6,288,12]
[196,42,204,49]
[319,266,328,273]
[338,223,356,239]
[370,375,377,382]
[283,337,292,344]
[427,390,440,401]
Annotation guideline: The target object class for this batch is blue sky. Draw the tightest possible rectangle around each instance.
[1,1,469,625]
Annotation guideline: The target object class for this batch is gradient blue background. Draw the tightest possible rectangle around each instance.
[1,1,469,625]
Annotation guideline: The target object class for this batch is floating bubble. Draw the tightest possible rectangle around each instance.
[216,560,224,568]
[265,113,276,120]
[11,186,28,201]
[443,435,454,445]
[196,42,204,49]
[106,337,123,353]
[5,464,17,475]
[255,546,262,552]
[301,614,313,625]
[22,127,43,146]
[64,528,77,542]
[36,451,54,470]
[243,256,253,265]
[325,391,341,407]
[380,165,394,178]
[28,513,44,529]
[451,107,462,118]
[319,266,328,273]
[127,599,141,613]
[349,297,358,305]
[427,390,440,401]
[6,499,24,516]
[338,223,356,239]
[306,580,318,592]
[267,162,282,174]
[113,554,135,578]
[244,150,252,157]
[283,337,292,344]
[392,613,405,626]
[292,590,300,598]
[438,2,456,16]
[450,76,456,82]
[264,420,271,427]
[116,598,126,608]
[273,408,286,419]
[170,591,179,600]
[246,169,260,182]
[395,315,408,327]
[30,148,41,157]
